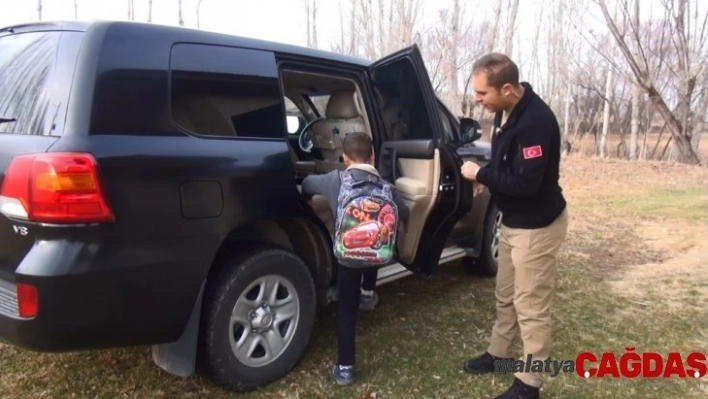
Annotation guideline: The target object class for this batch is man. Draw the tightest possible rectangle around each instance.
[459,53,569,399]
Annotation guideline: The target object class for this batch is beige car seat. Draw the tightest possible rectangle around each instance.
[310,89,367,173]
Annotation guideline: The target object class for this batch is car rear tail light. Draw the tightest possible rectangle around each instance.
[17,283,38,318]
[0,153,114,223]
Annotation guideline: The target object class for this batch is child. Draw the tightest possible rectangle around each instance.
[327,255,379,311]
[301,132,408,385]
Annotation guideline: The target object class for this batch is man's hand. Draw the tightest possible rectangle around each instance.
[473,183,486,197]
[461,161,481,181]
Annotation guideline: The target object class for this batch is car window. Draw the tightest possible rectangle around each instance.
[169,44,285,138]
[370,59,435,141]
[308,94,330,118]
[437,101,458,144]
[0,31,83,136]
[284,97,305,134]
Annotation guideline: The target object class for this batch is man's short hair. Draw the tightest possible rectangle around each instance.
[342,132,373,162]
[472,53,520,89]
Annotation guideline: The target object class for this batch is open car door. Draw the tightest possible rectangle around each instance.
[367,45,473,275]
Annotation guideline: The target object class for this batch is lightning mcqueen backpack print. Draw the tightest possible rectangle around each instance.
[333,170,399,267]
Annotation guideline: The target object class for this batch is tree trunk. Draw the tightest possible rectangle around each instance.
[128,0,134,21]
[692,89,708,157]
[312,0,318,49]
[347,0,356,55]
[505,0,519,56]
[563,83,571,156]
[304,0,311,47]
[650,124,667,160]
[448,0,460,108]
[178,0,184,26]
[600,63,613,158]
[196,0,202,29]
[74,0,78,19]
[148,0,153,22]
[630,84,640,160]
[38,0,42,20]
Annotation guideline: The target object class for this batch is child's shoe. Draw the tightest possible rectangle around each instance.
[359,289,379,311]
[331,364,353,385]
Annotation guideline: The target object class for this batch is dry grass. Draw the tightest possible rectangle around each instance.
[1,156,707,398]
[568,131,708,162]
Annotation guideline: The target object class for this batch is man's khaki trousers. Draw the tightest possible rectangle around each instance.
[487,207,569,388]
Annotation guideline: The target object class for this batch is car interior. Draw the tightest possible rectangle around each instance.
[280,68,442,264]
[169,65,444,264]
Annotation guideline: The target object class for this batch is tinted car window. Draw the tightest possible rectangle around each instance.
[169,44,285,139]
[0,31,83,136]
[371,59,435,141]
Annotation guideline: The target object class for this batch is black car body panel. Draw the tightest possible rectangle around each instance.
[0,19,492,379]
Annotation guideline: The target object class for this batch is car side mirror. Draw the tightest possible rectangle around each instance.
[460,117,482,144]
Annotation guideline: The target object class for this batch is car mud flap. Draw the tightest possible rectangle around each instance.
[152,280,205,377]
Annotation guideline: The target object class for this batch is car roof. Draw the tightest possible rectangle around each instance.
[0,20,374,67]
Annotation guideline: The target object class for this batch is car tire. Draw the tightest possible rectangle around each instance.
[197,244,316,392]
[463,203,501,277]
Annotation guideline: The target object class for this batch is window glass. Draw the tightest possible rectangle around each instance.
[371,59,434,141]
[169,44,285,138]
[309,94,330,117]
[0,31,83,136]
[284,97,304,134]
[437,101,459,144]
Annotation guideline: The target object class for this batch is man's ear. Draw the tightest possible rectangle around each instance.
[502,83,512,96]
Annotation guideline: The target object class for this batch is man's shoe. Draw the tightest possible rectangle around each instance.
[331,364,353,386]
[462,351,514,374]
[360,290,379,311]
[495,378,540,399]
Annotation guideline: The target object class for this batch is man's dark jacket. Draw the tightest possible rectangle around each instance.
[476,82,567,229]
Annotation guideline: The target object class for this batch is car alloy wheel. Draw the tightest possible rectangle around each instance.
[229,275,300,367]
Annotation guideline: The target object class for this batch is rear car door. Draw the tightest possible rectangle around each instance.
[366,45,473,275]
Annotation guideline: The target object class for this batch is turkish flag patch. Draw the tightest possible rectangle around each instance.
[522,145,543,159]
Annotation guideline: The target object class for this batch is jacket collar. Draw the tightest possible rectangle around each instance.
[346,163,380,176]
[495,82,535,130]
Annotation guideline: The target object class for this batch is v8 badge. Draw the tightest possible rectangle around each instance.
[13,225,28,236]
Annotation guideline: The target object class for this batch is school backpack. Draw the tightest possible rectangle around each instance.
[333,170,399,267]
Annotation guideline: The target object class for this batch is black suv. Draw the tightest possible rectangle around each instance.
[0,21,499,392]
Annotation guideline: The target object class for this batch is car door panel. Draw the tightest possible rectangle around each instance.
[368,45,473,274]
[378,140,439,264]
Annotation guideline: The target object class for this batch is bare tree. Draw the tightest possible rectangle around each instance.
[627,0,641,160]
[421,0,477,110]
[303,0,318,48]
[595,0,707,164]
[330,0,422,60]
[332,0,357,55]
[37,0,42,20]
[128,0,134,21]
[504,0,520,55]
[178,0,184,26]
[74,0,78,19]
[196,0,204,29]
[460,0,502,119]
[148,0,153,23]
[600,61,613,157]
[692,71,708,151]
